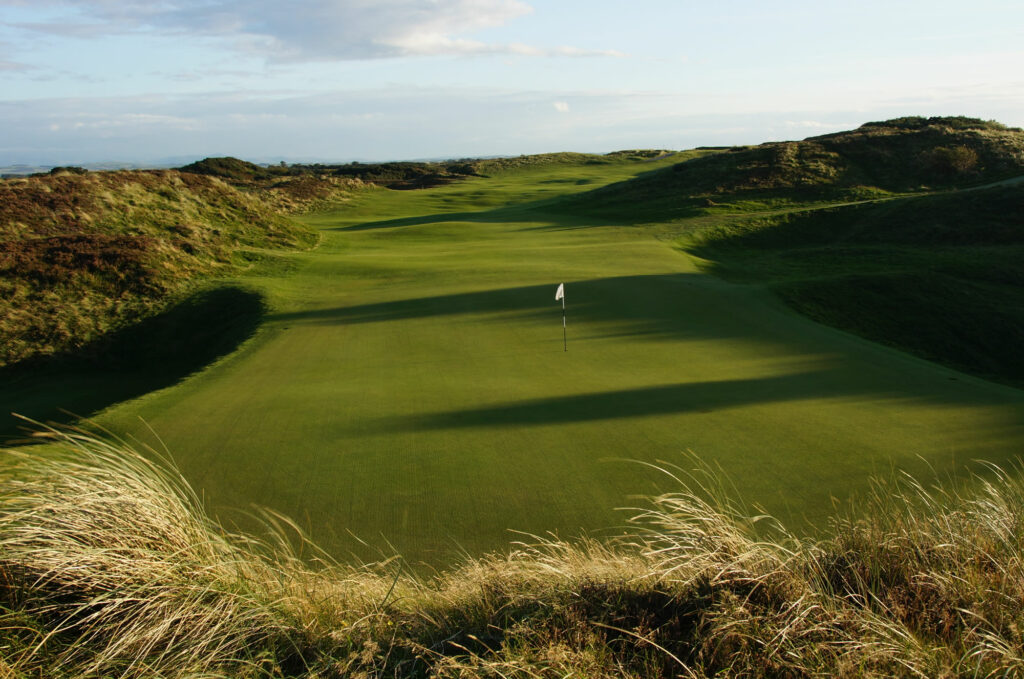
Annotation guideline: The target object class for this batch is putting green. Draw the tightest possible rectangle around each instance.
[82,159,1024,564]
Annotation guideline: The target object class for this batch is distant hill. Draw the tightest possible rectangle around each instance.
[181,156,478,190]
[178,156,283,181]
[569,117,1024,221]
[180,151,676,193]
[0,169,315,367]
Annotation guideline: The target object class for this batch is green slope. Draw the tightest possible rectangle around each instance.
[8,154,1024,566]
[686,181,1024,384]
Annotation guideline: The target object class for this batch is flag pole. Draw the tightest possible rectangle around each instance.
[555,283,567,352]
[562,294,567,352]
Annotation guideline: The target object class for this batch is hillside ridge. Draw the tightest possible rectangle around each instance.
[0,169,315,368]
[567,116,1024,222]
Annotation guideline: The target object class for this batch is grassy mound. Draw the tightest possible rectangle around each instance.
[179,157,370,212]
[0,169,315,367]
[568,117,1024,221]
[179,157,285,181]
[2,427,1023,678]
[688,182,1024,384]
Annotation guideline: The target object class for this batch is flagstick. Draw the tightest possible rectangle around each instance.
[562,295,567,352]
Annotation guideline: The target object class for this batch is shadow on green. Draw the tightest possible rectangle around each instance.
[688,186,1024,385]
[375,367,1023,433]
[267,273,1022,423]
[333,209,518,231]
[265,274,744,340]
[0,287,265,442]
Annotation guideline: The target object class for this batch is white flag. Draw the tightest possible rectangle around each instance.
[555,283,564,301]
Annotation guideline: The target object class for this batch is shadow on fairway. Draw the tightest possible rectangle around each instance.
[0,287,265,443]
[332,161,697,232]
[332,192,624,232]
[334,209,517,231]
[374,367,1024,432]
[374,370,877,430]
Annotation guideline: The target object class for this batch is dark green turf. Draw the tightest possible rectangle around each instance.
[687,182,1024,384]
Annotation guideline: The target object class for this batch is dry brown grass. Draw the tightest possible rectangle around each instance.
[1,427,1023,677]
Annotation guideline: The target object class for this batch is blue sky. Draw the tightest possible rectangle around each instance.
[2,0,1023,165]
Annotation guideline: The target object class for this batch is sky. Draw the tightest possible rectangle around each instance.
[1,0,1023,166]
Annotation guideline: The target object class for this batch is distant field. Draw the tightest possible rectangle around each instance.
[12,154,1024,566]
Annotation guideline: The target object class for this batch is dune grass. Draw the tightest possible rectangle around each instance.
[3,425,1024,677]
[0,169,317,368]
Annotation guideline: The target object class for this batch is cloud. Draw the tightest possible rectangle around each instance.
[0,59,32,71]
[553,101,569,113]
[6,0,620,61]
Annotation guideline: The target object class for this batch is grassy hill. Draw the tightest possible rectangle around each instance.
[180,157,371,212]
[0,168,315,369]
[684,176,1024,385]
[568,116,1024,221]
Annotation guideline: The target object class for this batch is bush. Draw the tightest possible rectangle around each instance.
[924,145,980,177]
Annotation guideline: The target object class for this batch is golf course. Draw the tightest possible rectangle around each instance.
[17,149,1010,566]
[6,0,1024,667]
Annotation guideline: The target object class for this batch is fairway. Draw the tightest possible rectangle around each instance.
[61,159,1024,565]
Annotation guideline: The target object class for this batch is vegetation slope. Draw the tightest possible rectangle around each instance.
[0,168,317,368]
[569,116,1024,220]
[688,182,1024,383]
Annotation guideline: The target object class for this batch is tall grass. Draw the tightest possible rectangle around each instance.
[2,426,1023,677]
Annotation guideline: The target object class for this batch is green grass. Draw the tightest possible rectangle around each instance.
[686,182,1024,384]
[0,286,266,440]
[3,152,1011,567]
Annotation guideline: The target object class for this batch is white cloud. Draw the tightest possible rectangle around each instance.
[553,101,569,113]
[6,0,620,61]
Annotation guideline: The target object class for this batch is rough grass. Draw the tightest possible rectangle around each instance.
[0,169,316,367]
[2,426,1023,678]
[179,157,371,212]
[567,116,1024,223]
